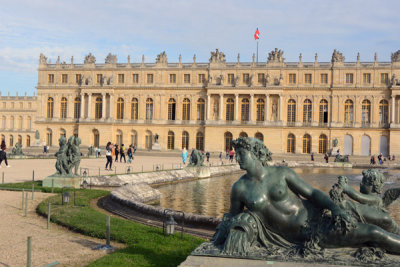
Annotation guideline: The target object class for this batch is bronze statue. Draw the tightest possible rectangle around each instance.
[188,149,204,167]
[54,136,81,176]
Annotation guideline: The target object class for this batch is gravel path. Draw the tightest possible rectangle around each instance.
[0,191,123,267]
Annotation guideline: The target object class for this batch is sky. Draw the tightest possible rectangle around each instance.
[0,0,400,95]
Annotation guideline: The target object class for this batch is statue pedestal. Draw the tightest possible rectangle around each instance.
[196,166,210,178]
[152,142,161,151]
[331,147,340,156]
[32,139,42,147]
[42,175,84,189]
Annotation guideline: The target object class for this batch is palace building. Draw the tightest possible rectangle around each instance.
[2,48,400,156]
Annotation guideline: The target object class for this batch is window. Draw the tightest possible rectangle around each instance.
[182,131,189,149]
[227,74,234,84]
[118,74,124,84]
[19,102,23,109]
[62,74,68,84]
[147,74,153,84]
[255,132,263,141]
[289,74,296,84]
[9,135,13,147]
[344,99,353,124]
[17,116,22,129]
[167,131,175,150]
[381,73,389,85]
[26,116,31,129]
[146,98,153,120]
[117,98,124,119]
[302,134,311,154]
[60,97,67,119]
[76,74,82,84]
[241,98,249,121]
[303,99,312,123]
[97,74,103,84]
[226,98,234,121]
[379,100,388,125]
[93,130,99,148]
[256,99,265,121]
[132,74,139,84]
[239,132,248,138]
[363,73,371,84]
[362,99,371,125]
[320,74,328,84]
[319,99,328,124]
[168,98,176,120]
[169,74,176,84]
[198,74,205,83]
[47,97,54,118]
[305,74,312,84]
[243,73,249,84]
[10,116,14,129]
[48,74,54,84]
[184,74,190,83]
[196,132,204,151]
[318,134,327,154]
[346,73,354,84]
[74,97,81,119]
[131,98,138,120]
[287,99,296,123]
[46,130,52,146]
[258,73,265,84]
[225,132,233,151]
[287,134,295,153]
[182,98,190,120]
[26,136,30,147]
[197,98,205,120]
[116,131,123,146]
[95,97,102,119]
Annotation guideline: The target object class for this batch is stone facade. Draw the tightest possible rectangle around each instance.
[2,49,400,156]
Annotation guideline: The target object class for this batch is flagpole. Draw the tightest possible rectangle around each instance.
[257,41,259,63]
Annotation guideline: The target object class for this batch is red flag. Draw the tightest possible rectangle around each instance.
[254,28,260,40]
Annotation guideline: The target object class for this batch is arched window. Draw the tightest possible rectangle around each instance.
[225,132,233,151]
[379,99,389,125]
[17,135,22,145]
[241,98,249,121]
[256,99,265,121]
[182,131,189,149]
[0,135,4,143]
[116,130,123,146]
[226,98,234,121]
[197,98,205,121]
[10,116,14,129]
[46,129,52,146]
[9,135,13,147]
[168,98,176,120]
[196,132,204,150]
[167,131,175,150]
[60,97,67,119]
[182,98,190,120]
[146,98,153,120]
[319,99,328,124]
[302,134,311,154]
[130,130,137,146]
[145,131,152,149]
[74,97,81,119]
[47,97,54,118]
[287,134,295,153]
[26,135,30,147]
[95,97,103,119]
[93,129,99,148]
[255,132,263,141]
[362,99,371,125]
[318,134,328,154]
[117,98,124,119]
[239,132,248,138]
[18,116,23,130]
[287,99,296,123]
[131,98,138,120]
[344,99,353,124]
[303,99,312,123]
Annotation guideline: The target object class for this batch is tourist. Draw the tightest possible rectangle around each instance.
[105,142,112,170]
[120,144,126,163]
[182,148,188,164]
[370,155,376,165]
[393,155,396,161]
[225,150,229,160]
[229,149,234,163]
[0,141,10,168]
[389,155,392,161]
[115,145,119,162]
[324,153,329,163]
[97,147,101,157]
[378,154,383,165]
[311,153,314,161]
[206,151,210,162]
[127,145,133,164]
[219,152,222,161]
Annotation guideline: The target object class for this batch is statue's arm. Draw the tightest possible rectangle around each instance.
[343,186,381,206]
[229,182,245,216]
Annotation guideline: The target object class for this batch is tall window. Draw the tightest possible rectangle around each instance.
[147,74,154,83]
[197,98,205,120]
[258,73,265,84]
[345,73,354,84]
[48,74,54,84]
[169,74,176,83]
[287,134,295,153]
[184,74,190,83]
[381,73,389,85]
[379,100,388,125]
[118,74,124,84]
[167,131,175,150]
[17,116,22,129]
[302,134,311,154]
[182,131,189,149]
[76,74,82,84]
[60,97,67,119]
[131,98,138,120]
[243,74,250,84]
[97,74,103,84]
[362,99,371,125]
[241,98,249,121]
[182,98,190,120]
[256,99,265,121]
[319,99,328,124]
[320,74,328,84]
[117,98,124,119]
[116,131,123,146]
[47,97,54,118]
[225,132,233,151]
[196,132,204,151]
[9,135,13,147]
[93,130,99,148]
[17,135,22,145]
[62,74,68,84]
[26,116,31,129]
[287,99,296,123]
[289,73,296,84]
[146,98,153,120]
[74,97,81,119]
[363,73,371,84]
[344,99,353,124]
[10,116,14,129]
[227,74,234,84]
[305,74,312,84]
[168,98,176,120]
[132,74,139,84]
[318,134,327,154]
[95,97,102,119]
[198,74,205,83]
[303,99,312,123]
[226,98,234,121]
[46,130,52,146]
[26,136,30,147]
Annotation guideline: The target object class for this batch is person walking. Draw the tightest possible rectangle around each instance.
[0,140,10,168]
[127,145,133,164]
[115,145,119,162]
[219,152,222,161]
[324,153,329,163]
[225,150,229,160]
[182,148,188,164]
[105,142,113,170]
[229,149,234,163]
[120,144,126,163]
[311,153,314,162]
[206,151,210,162]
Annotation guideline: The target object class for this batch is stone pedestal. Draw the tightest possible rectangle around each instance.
[196,166,211,178]
[333,162,353,168]
[32,139,42,147]
[42,175,84,188]
[331,147,340,156]
[152,142,161,151]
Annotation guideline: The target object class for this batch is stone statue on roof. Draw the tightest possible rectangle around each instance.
[392,50,400,63]
[331,49,345,63]
[209,49,226,63]
[267,48,284,63]
[84,53,96,64]
[156,51,168,64]
[105,53,117,64]
[39,53,47,64]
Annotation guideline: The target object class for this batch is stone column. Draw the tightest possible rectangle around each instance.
[206,94,211,120]
[87,93,92,119]
[235,94,239,121]
[279,94,283,121]
[109,94,114,119]
[80,93,84,119]
[250,94,254,122]
[219,94,223,120]
[265,94,269,122]
[102,93,106,119]
[67,94,73,119]
[392,96,396,123]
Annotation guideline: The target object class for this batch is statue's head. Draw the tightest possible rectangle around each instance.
[361,169,385,194]
[74,137,81,146]
[59,136,67,146]
[232,137,272,166]
[68,136,75,145]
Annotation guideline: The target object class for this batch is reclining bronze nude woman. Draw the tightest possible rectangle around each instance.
[199,137,400,261]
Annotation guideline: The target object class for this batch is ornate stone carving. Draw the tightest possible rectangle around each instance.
[392,50,400,63]
[156,51,168,64]
[84,53,96,64]
[331,49,345,63]
[267,48,284,63]
[392,74,400,86]
[105,53,117,64]
[39,53,47,64]
[209,49,226,63]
